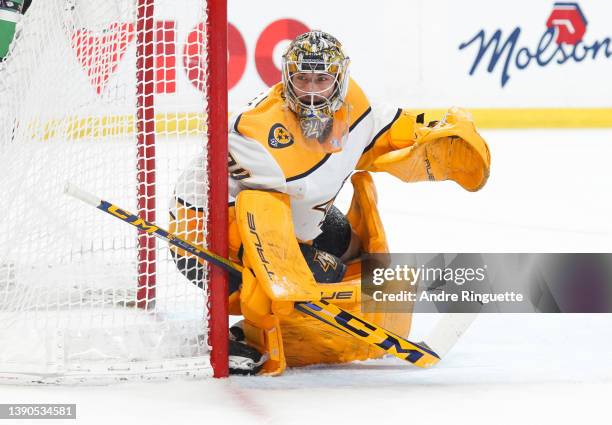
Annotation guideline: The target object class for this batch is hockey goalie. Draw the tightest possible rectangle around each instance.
[170,30,490,375]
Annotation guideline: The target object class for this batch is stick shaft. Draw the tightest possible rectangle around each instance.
[65,183,242,277]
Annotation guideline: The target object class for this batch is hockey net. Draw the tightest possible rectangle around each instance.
[0,0,228,383]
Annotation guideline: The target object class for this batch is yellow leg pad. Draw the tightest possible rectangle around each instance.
[243,317,286,376]
[275,171,412,366]
[235,190,328,373]
[168,200,205,260]
[280,278,413,366]
[168,201,243,263]
[280,299,384,366]
[235,190,320,302]
[346,171,389,254]
[239,262,287,375]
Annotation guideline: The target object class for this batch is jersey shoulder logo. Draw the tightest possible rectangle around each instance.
[268,123,294,149]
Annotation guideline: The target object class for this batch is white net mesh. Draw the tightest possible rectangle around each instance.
[0,0,218,383]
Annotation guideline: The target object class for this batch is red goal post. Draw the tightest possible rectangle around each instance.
[204,0,229,379]
[136,0,229,378]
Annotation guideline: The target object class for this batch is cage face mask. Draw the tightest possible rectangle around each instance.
[282,31,350,150]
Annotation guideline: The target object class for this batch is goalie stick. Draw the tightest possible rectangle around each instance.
[64,183,457,368]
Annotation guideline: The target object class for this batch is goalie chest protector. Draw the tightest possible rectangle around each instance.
[227,79,377,242]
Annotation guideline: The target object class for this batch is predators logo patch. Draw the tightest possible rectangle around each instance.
[313,250,338,272]
[268,124,294,149]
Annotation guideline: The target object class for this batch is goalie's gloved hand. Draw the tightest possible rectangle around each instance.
[228,324,267,376]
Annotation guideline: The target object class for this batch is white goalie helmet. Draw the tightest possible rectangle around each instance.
[281,30,351,147]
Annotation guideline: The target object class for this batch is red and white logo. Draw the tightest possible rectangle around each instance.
[545,2,588,45]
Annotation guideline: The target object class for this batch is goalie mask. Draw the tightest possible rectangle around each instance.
[282,30,351,152]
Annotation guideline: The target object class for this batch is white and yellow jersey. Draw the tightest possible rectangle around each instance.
[173,80,489,253]
[222,79,403,242]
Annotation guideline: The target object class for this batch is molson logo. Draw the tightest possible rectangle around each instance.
[458,2,611,87]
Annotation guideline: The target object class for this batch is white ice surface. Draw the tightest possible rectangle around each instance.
[1,129,612,425]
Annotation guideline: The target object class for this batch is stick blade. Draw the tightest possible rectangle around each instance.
[421,313,478,358]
